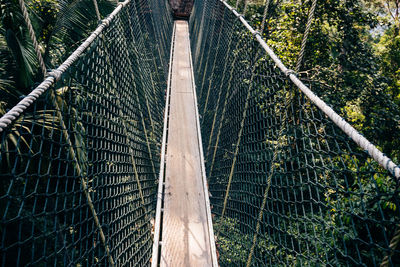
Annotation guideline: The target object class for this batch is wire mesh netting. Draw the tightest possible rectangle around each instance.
[190,0,400,266]
[0,0,172,265]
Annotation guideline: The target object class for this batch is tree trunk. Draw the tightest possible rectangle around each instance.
[169,0,194,18]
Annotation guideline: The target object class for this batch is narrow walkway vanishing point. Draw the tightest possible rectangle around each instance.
[153,21,218,266]
[2,0,400,265]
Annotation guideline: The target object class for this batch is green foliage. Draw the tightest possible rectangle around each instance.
[0,0,117,176]
[0,0,116,103]
[239,0,400,162]
[210,0,400,266]
[215,218,251,266]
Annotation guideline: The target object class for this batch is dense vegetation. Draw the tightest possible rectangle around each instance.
[207,0,400,265]
[2,0,398,168]
[1,1,399,172]
[0,0,115,114]
[1,0,400,265]
[0,0,169,265]
[241,0,400,163]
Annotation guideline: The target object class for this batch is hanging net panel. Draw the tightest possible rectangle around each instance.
[0,0,172,265]
[190,0,400,266]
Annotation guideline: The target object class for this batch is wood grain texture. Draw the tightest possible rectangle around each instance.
[160,21,213,267]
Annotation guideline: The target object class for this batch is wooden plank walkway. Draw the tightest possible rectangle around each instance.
[158,20,217,267]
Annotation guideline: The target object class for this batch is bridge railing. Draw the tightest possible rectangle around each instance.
[0,0,172,266]
[190,0,400,266]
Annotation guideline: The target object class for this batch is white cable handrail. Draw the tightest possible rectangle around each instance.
[0,0,130,132]
[220,0,400,179]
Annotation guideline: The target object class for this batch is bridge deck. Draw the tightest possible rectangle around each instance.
[158,21,217,266]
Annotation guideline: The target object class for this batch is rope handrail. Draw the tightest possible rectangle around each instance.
[190,0,400,265]
[220,0,400,179]
[1,0,400,265]
[0,0,173,265]
[0,0,130,132]
[10,2,133,266]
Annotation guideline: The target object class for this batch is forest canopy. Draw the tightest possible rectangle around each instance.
[236,0,400,163]
[1,0,400,266]
[1,0,400,161]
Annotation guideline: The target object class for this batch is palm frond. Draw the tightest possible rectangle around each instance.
[44,0,115,64]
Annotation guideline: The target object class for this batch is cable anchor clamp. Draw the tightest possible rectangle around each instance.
[47,69,63,82]
[284,69,296,77]
[252,30,260,37]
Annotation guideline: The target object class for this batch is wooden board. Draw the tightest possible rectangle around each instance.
[160,20,215,267]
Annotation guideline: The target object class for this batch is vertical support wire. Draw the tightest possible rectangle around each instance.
[120,8,158,185]
[243,0,250,15]
[219,45,260,230]
[18,0,47,76]
[205,19,238,159]
[235,0,241,9]
[197,0,219,105]
[50,91,116,267]
[98,14,148,220]
[92,0,102,20]
[130,0,165,132]
[201,6,227,120]
[207,23,247,179]
[381,225,400,266]
[121,9,157,180]
[18,0,115,265]
[246,1,317,265]
[259,0,272,35]
[295,0,317,73]
[208,0,248,179]
[194,0,209,69]
[245,84,292,267]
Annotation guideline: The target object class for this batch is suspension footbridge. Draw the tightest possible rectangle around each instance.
[153,20,217,266]
[0,0,399,266]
